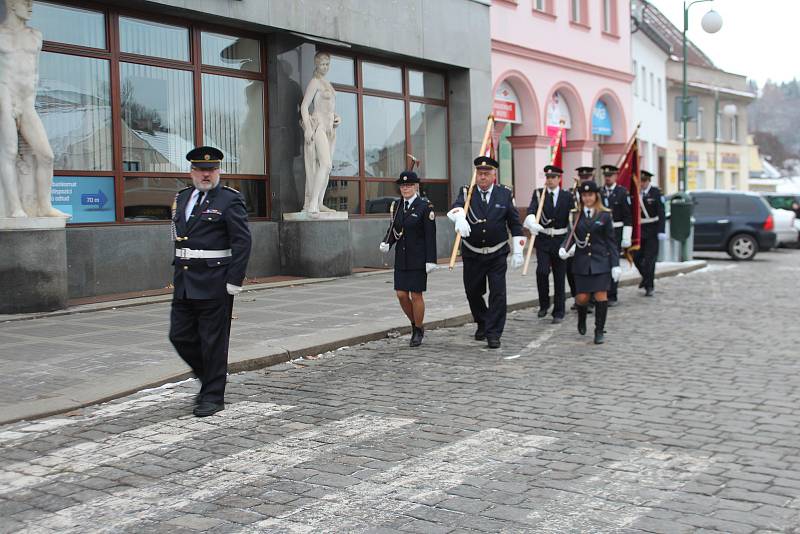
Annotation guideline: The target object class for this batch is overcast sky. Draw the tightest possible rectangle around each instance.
[646,0,799,87]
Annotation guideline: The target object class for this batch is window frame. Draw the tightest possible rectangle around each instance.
[38,0,270,226]
[323,51,450,217]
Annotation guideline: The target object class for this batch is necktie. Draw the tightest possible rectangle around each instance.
[481,190,488,203]
[585,208,591,218]
[404,200,410,212]
[548,190,555,207]
[186,190,205,221]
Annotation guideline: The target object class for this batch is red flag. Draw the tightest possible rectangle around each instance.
[616,139,641,251]
[550,127,564,187]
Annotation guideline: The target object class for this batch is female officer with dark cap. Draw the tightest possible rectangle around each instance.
[559,181,621,344]
[379,171,437,347]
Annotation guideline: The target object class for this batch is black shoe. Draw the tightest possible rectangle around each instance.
[410,326,423,347]
[474,324,486,341]
[645,288,654,297]
[487,338,501,349]
[594,301,608,344]
[607,299,619,308]
[537,309,548,318]
[577,305,587,335]
[551,316,563,324]
[193,402,224,417]
[570,303,578,311]
[638,281,644,289]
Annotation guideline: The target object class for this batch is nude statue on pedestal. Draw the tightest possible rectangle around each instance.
[299,51,341,218]
[0,0,66,218]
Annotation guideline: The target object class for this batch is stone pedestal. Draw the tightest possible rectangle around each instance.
[283,211,348,221]
[280,219,352,278]
[0,217,68,314]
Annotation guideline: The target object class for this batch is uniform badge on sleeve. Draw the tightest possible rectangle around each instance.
[429,211,435,221]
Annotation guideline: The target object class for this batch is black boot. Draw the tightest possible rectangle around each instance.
[410,326,423,347]
[594,301,608,344]
[577,305,587,335]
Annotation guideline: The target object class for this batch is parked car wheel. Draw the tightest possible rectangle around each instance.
[727,233,758,261]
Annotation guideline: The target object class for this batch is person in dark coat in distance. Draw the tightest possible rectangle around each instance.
[634,170,666,296]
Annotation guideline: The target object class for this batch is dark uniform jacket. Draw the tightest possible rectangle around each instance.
[453,185,523,259]
[601,184,633,227]
[527,187,574,252]
[640,185,666,239]
[387,196,437,270]
[568,210,620,275]
[172,184,252,300]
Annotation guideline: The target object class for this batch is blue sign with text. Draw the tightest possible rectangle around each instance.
[51,177,115,223]
[591,100,613,136]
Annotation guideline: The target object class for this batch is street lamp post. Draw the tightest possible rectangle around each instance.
[681,1,722,192]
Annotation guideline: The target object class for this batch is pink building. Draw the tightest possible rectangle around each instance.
[491,0,634,205]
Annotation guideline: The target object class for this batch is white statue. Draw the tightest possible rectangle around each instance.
[0,0,66,218]
[299,51,341,218]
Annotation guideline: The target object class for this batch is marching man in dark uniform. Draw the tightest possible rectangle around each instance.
[567,166,596,309]
[634,170,666,297]
[379,170,437,347]
[524,165,574,324]
[559,181,621,344]
[447,156,525,349]
[169,146,252,417]
[600,164,632,306]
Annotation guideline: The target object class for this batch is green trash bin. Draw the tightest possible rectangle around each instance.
[670,192,693,242]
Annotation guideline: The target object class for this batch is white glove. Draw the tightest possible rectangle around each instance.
[425,262,437,274]
[621,225,632,248]
[611,266,622,282]
[523,215,543,235]
[558,244,576,260]
[510,237,527,270]
[447,207,472,238]
[379,242,390,253]
[657,232,667,241]
[226,283,242,296]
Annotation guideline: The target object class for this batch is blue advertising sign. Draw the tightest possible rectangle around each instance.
[591,100,613,136]
[51,177,116,223]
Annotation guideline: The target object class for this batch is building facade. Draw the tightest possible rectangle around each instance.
[490,0,634,205]
[26,0,493,298]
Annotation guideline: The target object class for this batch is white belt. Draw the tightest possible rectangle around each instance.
[612,221,624,228]
[641,216,658,225]
[175,248,232,259]
[539,227,568,237]
[462,241,507,255]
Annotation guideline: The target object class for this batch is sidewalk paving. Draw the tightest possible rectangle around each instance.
[0,260,705,424]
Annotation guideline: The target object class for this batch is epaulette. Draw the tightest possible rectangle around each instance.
[178,185,192,192]
[223,185,240,193]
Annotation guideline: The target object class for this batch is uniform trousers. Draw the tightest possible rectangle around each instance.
[462,252,508,340]
[634,234,659,290]
[609,227,623,301]
[536,241,567,318]
[169,295,233,404]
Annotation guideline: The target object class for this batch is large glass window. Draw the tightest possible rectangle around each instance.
[35,2,268,223]
[329,55,449,215]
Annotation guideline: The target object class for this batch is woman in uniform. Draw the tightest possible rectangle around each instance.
[559,181,621,344]
[379,171,437,347]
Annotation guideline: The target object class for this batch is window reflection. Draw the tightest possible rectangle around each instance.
[221,180,267,217]
[410,103,447,179]
[202,74,265,174]
[201,32,261,73]
[332,92,358,176]
[37,53,112,171]
[31,1,105,48]
[409,70,445,100]
[419,182,449,213]
[362,62,402,93]
[323,180,360,214]
[123,176,190,221]
[120,63,195,173]
[119,17,189,61]
[363,96,405,178]
[364,182,400,214]
[328,55,355,86]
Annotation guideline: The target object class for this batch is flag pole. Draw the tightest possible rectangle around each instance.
[448,115,496,270]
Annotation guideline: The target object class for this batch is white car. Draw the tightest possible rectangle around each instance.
[772,208,799,248]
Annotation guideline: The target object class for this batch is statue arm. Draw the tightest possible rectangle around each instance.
[300,78,318,136]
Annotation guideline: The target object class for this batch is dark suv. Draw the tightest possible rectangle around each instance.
[689,191,777,260]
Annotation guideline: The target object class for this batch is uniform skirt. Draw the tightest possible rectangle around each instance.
[394,269,427,292]
[574,272,611,294]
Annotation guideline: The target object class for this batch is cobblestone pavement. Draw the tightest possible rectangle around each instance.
[1,249,799,533]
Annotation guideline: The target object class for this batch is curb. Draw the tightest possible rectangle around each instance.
[1,260,706,425]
